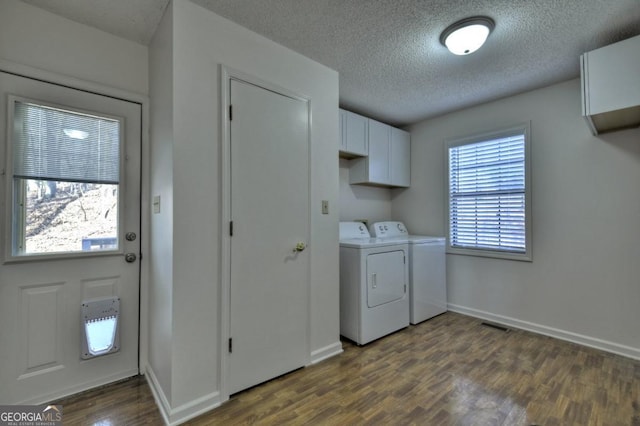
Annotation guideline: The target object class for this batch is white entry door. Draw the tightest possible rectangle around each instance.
[228,78,309,395]
[0,71,141,404]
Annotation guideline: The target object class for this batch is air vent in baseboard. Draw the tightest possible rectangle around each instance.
[481,321,510,332]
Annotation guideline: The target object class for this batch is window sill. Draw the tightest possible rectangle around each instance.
[446,246,532,262]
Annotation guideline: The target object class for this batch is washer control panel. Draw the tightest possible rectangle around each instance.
[370,221,408,237]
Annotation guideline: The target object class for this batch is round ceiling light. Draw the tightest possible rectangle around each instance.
[440,17,495,55]
[63,128,89,140]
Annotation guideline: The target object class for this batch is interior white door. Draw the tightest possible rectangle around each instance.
[228,78,309,395]
[0,71,141,404]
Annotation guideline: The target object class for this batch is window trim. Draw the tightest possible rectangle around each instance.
[444,122,532,261]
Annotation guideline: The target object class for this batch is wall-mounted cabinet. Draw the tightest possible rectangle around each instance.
[349,118,410,188]
[339,109,368,157]
[581,34,640,135]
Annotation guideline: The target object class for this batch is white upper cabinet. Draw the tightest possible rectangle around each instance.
[349,117,410,188]
[339,109,368,157]
[581,34,640,135]
[390,127,410,187]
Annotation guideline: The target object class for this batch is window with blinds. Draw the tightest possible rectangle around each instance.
[446,123,531,260]
[13,100,120,184]
[8,96,122,256]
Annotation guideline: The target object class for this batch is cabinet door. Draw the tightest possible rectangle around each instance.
[583,35,640,115]
[367,119,390,184]
[390,128,410,187]
[339,109,347,151]
[344,110,368,156]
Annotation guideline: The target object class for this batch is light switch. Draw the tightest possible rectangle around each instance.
[153,195,161,214]
[321,200,329,214]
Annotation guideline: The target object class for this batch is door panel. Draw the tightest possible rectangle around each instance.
[0,71,141,404]
[367,250,406,308]
[228,79,309,395]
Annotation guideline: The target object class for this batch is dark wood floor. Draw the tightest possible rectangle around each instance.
[56,312,640,425]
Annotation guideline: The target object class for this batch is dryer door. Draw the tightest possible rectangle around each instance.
[366,250,406,307]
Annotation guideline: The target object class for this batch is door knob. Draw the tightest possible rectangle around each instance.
[293,242,306,252]
[125,232,137,241]
[124,253,137,263]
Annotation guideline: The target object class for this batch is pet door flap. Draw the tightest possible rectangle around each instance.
[81,297,120,359]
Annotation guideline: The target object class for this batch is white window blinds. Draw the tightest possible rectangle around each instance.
[448,132,526,254]
[12,100,120,184]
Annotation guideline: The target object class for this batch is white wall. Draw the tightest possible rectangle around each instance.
[147,3,174,406]
[392,79,640,358]
[339,158,393,224]
[0,0,148,95]
[148,1,341,422]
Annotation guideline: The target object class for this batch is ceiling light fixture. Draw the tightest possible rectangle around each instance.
[440,16,495,56]
[63,129,89,140]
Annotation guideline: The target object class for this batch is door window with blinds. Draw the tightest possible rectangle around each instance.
[7,96,123,258]
[446,123,531,261]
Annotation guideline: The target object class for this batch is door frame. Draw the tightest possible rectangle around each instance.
[219,65,312,401]
[0,58,151,379]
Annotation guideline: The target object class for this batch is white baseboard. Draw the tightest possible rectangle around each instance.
[23,368,139,405]
[145,366,223,425]
[448,304,640,361]
[310,341,343,364]
[144,366,171,425]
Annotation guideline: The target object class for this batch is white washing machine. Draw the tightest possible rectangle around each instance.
[339,222,410,345]
[370,221,447,324]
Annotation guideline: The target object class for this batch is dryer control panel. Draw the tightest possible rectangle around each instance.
[339,221,371,239]
[370,221,408,237]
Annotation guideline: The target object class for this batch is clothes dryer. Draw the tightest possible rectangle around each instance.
[370,221,447,324]
[339,222,409,344]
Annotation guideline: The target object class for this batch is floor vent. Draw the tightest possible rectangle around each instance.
[481,321,510,332]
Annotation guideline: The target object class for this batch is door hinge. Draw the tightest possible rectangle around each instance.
[404,284,407,293]
[229,221,234,236]
[404,256,406,264]
[228,337,233,353]
[229,104,233,121]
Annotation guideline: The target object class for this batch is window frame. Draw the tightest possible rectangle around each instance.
[4,94,126,262]
[444,122,532,261]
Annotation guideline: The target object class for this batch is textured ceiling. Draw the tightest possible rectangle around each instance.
[20,0,640,126]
